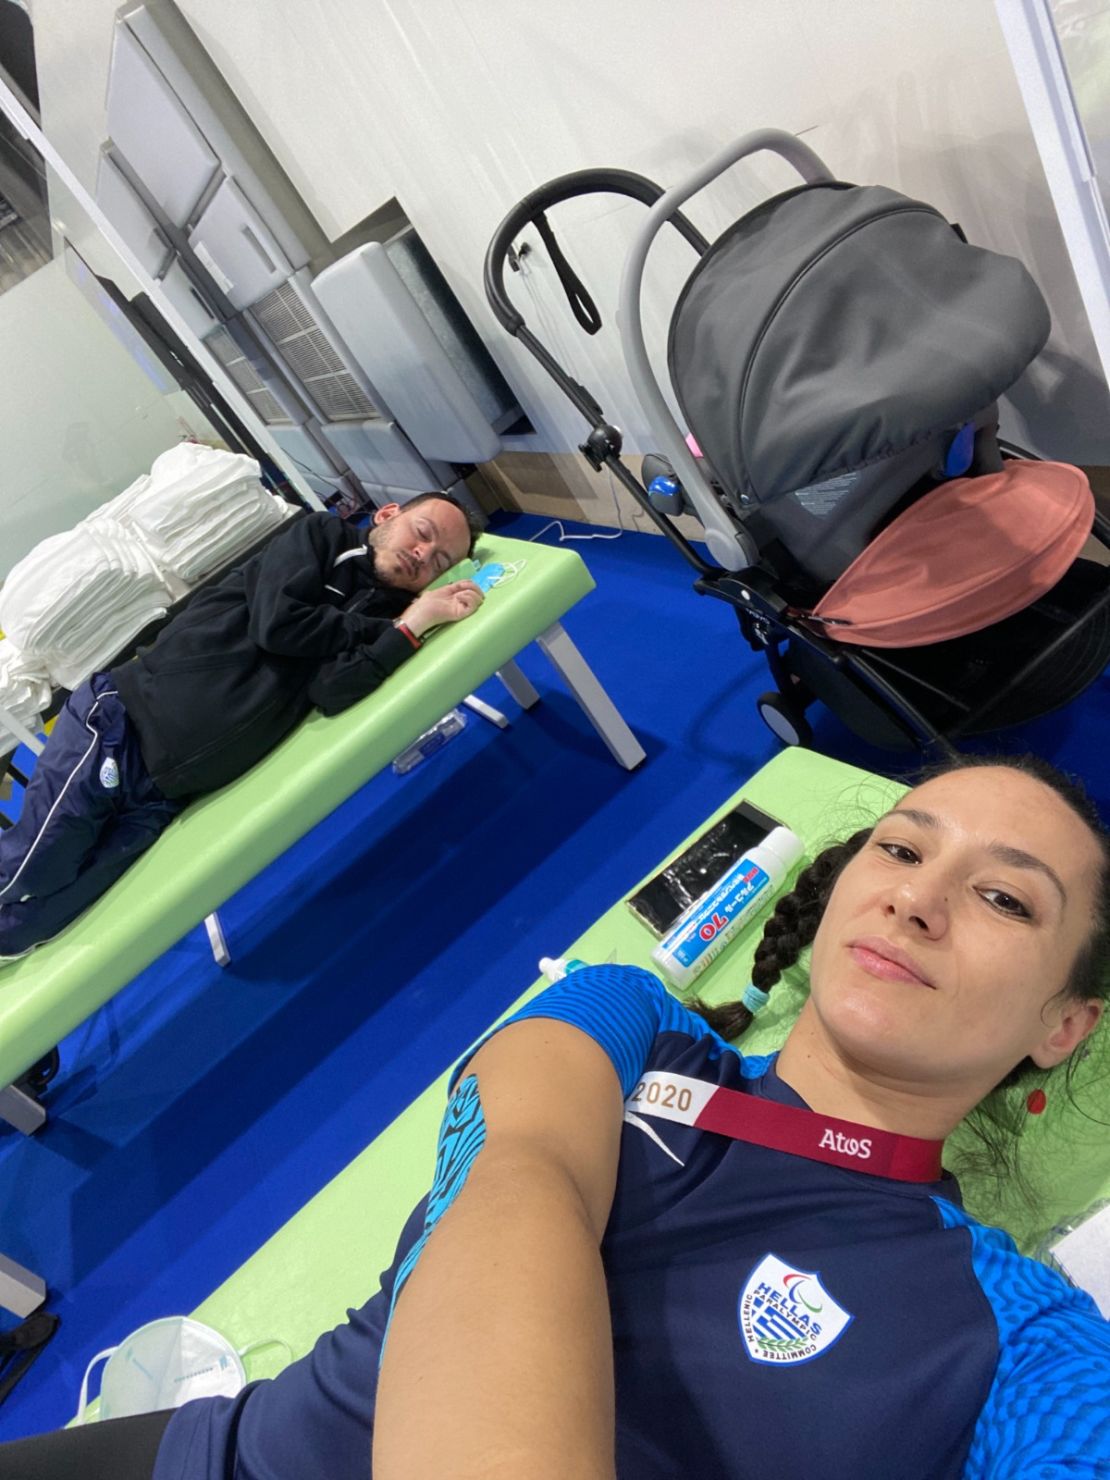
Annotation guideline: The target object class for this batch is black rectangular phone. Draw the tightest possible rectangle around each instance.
[626,800,783,937]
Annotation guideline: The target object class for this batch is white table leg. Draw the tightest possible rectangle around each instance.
[496,660,541,711]
[0,1251,45,1318]
[462,694,509,729]
[535,622,646,771]
[0,1081,46,1135]
[205,911,231,968]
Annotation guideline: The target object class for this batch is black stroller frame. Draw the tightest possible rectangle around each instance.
[484,129,1110,757]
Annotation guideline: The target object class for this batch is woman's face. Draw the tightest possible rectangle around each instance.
[807,768,1104,1094]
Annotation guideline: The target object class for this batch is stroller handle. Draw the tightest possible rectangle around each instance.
[483,168,709,336]
[618,128,834,571]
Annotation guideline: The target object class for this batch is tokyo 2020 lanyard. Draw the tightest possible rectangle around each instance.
[626,1070,945,1182]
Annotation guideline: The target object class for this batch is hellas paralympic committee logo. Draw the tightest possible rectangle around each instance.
[737,1253,853,1365]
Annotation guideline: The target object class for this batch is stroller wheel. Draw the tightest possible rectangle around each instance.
[757,692,812,749]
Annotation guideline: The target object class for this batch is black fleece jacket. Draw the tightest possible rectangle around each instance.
[111,513,414,799]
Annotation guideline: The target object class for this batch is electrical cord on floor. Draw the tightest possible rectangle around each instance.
[529,519,623,544]
[526,463,659,546]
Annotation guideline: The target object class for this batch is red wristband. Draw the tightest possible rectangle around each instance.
[395,621,421,650]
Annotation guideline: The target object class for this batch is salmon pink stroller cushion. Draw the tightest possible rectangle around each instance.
[809,461,1094,647]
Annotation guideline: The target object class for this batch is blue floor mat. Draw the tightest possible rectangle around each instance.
[1,510,1108,1439]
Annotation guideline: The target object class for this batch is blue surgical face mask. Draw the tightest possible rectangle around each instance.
[471,562,505,592]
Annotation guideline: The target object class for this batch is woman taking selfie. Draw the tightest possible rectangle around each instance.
[5,754,1109,1479]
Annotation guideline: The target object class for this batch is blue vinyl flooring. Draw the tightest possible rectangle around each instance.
[2,510,1108,1440]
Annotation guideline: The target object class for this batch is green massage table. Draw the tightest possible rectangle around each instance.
[0,532,645,1316]
[185,747,1110,1390]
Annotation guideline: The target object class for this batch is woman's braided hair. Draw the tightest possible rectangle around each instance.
[696,753,1110,1049]
[690,753,1110,1193]
[693,828,870,1042]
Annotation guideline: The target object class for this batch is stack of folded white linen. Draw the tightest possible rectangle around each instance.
[0,443,297,697]
[97,442,293,586]
[0,519,172,692]
[0,638,52,750]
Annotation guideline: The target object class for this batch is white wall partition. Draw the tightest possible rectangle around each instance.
[994,0,1110,392]
[29,0,1110,464]
[0,256,217,578]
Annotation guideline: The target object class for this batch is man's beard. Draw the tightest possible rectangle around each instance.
[365,528,397,588]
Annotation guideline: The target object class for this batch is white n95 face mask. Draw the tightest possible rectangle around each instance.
[75,1317,289,1423]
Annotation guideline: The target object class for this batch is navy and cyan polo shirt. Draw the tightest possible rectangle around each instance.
[156,966,1110,1480]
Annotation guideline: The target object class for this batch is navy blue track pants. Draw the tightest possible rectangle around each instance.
[0,673,181,956]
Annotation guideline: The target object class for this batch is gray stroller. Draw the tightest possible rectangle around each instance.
[484,129,1110,753]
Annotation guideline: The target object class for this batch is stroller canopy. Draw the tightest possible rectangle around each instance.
[667,182,1051,506]
[808,460,1094,647]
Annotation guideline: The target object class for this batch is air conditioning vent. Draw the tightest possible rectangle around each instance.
[203,325,292,425]
[251,280,377,422]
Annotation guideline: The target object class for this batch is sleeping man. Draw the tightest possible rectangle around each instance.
[0,494,482,960]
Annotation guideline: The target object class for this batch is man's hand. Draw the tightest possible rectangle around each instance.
[400,579,484,639]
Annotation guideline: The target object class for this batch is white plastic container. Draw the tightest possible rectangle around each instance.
[651,826,804,991]
[391,708,466,775]
[1036,1200,1110,1318]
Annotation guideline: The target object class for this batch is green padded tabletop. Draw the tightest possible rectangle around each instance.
[191,749,887,1373]
[0,533,593,1091]
[193,745,1110,1380]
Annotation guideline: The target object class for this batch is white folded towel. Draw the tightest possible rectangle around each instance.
[91,444,294,584]
[0,443,296,696]
[0,519,171,690]
[0,638,52,748]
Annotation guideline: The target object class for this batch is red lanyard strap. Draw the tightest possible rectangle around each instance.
[625,1071,945,1183]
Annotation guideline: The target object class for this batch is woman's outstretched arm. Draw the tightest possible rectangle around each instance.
[373,1014,625,1480]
